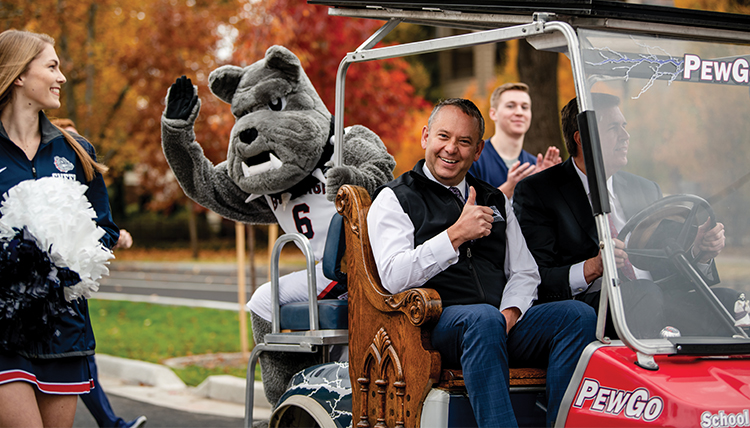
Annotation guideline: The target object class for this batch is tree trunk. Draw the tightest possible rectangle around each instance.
[517,41,563,157]
[247,225,257,294]
[57,0,77,123]
[84,3,97,138]
[188,201,199,260]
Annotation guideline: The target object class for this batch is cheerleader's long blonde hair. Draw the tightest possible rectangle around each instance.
[0,29,107,181]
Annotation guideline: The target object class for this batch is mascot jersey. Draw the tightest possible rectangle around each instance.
[248,181,338,322]
[263,180,335,261]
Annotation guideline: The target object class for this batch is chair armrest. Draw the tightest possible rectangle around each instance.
[336,184,442,327]
[385,288,442,327]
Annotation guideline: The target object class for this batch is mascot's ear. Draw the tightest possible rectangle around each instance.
[208,65,244,104]
[265,45,300,82]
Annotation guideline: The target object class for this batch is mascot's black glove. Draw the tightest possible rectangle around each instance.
[165,75,198,120]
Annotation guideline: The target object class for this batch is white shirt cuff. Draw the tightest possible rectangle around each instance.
[433,230,459,270]
[570,261,588,296]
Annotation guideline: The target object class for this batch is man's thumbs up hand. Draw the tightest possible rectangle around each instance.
[447,186,494,250]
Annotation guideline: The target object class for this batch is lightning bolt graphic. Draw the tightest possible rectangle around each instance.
[585,37,684,99]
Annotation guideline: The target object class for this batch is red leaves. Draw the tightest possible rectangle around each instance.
[233,0,430,160]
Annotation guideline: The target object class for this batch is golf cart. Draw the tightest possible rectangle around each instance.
[246,1,750,426]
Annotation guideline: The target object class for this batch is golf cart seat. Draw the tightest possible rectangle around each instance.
[279,299,349,331]
[335,184,546,427]
[276,208,350,332]
[244,226,349,427]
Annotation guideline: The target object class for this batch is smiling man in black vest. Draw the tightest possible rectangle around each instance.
[367,98,596,427]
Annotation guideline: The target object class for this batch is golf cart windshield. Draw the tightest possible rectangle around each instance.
[313,0,750,357]
[578,28,750,352]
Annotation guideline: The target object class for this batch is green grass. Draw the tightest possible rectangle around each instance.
[89,299,258,386]
[172,365,250,387]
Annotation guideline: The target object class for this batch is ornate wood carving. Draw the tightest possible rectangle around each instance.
[336,185,546,427]
[356,328,409,428]
[338,185,442,427]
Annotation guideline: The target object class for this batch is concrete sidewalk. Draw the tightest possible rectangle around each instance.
[93,259,285,422]
[95,354,271,421]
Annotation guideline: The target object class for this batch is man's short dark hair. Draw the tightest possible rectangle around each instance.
[428,98,485,143]
[561,93,621,158]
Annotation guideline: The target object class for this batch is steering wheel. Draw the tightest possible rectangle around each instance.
[616,194,715,273]
[615,194,742,338]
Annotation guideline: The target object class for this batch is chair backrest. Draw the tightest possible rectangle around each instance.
[322,212,347,286]
[336,184,443,427]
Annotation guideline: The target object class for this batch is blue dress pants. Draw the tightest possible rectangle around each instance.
[81,355,128,428]
[431,301,596,427]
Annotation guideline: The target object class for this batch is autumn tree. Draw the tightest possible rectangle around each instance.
[0,0,244,217]
[232,0,431,158]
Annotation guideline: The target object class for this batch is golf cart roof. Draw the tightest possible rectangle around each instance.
[309,0,750,41]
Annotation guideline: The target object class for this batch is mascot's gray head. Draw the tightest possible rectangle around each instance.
[208,45,332,196]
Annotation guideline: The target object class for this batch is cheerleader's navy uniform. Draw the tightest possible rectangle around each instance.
[0,112,119,394]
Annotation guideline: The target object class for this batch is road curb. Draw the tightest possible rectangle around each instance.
[94,292,241,311]
[195,374,271,408]
[96,354,186,390]
[96,353,271,409]
[108,261,240,276]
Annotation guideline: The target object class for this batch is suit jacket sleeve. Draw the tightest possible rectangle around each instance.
[514,177,585,302]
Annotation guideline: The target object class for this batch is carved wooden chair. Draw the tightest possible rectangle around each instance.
[336,184,547,428]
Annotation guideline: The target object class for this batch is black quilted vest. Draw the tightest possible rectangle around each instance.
[377,160,508,307]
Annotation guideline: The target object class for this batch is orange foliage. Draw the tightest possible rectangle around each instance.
[1,0,436,211]
[1,0,243,212]
[233,0,431,161]
[391,107,431,177]
[557,55,576,112]
[674,0,750,14]
[12,0,694,209]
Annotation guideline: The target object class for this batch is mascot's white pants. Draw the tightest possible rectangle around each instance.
[246,262,336,322]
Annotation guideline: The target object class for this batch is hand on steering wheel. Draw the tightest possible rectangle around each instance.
[617,194,716,272]
[691,219,725,263]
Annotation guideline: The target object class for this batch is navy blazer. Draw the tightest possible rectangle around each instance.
[513,158,662,303]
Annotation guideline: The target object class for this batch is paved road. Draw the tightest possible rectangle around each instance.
[73,394,245,428]
[99,261,300,304]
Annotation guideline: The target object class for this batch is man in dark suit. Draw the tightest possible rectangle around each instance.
[513,94,728,338]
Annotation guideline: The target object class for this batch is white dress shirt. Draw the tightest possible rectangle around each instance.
[367,164,540,316]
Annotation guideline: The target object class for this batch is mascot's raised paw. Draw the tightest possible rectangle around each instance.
[161,45,395,406]
[165,75,199,121]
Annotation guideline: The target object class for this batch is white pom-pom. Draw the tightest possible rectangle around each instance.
[0,177,114,301]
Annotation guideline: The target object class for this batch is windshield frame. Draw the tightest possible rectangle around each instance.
[326,7,750,357]
[574,26,750,356]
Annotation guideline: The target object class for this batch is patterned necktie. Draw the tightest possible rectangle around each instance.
[608,214,637,281]
[449,186,464,203]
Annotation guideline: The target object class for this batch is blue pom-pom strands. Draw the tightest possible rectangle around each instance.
[0,227,80,351]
